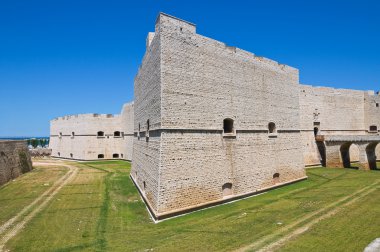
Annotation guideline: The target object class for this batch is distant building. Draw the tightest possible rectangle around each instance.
[49,102,133,161]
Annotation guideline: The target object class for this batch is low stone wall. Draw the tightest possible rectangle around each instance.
[0,140,33,186]
[29,148,52,157]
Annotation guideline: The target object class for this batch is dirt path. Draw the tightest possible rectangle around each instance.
[236,180,380,252]
[0,161,79,252]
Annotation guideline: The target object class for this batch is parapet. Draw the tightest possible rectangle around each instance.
[156,12,297,74]
[51,113,119,122]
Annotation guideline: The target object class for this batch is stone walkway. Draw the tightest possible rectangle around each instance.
[364,238,380,252]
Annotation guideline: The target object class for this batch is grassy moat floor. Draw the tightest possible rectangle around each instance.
[1,160,380,251]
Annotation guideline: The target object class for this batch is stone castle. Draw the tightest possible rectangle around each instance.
[50,13,380,220]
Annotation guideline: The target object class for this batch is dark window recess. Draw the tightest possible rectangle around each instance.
[98,154,104,159]
[223,118,234,133]
[113,153,119,158]
[97,131,104,137]
[370,125,378,132]
[268,122,276,133]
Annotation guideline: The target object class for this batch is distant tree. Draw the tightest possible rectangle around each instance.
[27,139,31,146]
[46,138,50,147]
[39,139,45,148]
[31,139,38,149]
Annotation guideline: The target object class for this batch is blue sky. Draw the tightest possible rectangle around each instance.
[1,0,379,136]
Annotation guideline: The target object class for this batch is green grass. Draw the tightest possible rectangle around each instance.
[0,165,67,225]
[2,161,380,251]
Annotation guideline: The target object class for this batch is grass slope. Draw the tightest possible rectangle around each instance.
[2,161,380,251]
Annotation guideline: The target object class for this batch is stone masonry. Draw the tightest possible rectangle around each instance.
[0,140,33,186]
[131,13,306,219]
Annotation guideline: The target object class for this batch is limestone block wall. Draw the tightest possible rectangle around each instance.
[299,85,366,165]
[132,13,306,218]
[50,102,134,161]
[131,25,162,211]
[0,140,33,186]
[121,102,134,161]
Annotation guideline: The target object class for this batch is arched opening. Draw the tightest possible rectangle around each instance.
[340,143,360,169]
[114,131,121,137]
[366,142,378,170]
[273,173,280,184]
[314,127,319,137]
[57,152,60,156]
[98,154,104,159]
[71,132,75,138]
[316,142,326,167]
[59,132,62,138]
[223,118,234,134]
[70,153,73,158]
[97,131,104,137]
[369,125,378,132]
[222,183,233,197]
[121,153,124,158]
[268,122,276,134]
[113,153,119,158]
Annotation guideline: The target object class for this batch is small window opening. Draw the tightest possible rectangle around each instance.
[114,131,121,137]
[223,118,234,134]
[71,132,75,138]
[146,120,150,140]
[222,183,233,197]
[138,123,141,140]
[180,27,183,32]
[121,153,124,158]
[57,152,60,156]
[98,154,104,159]
[59,132,62,138]
[113,153,119,158]
[369,125,378,132]
[273,173,280,184]
[268,122,276,134]
[376,103,379,107]
[70,153,73,158]
[97,131,104,137]
[143,181,146,191]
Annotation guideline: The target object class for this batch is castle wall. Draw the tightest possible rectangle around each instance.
[0,140,33,186]
[131,27,162,211]
[50,102,134,160]
[299,85,366,166]
[120,102,134,161]
[133,13,306,217]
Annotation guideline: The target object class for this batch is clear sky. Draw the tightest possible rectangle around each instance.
[1,0,379,137]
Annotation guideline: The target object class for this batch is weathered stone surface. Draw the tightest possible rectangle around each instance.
[0,140,33,186]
